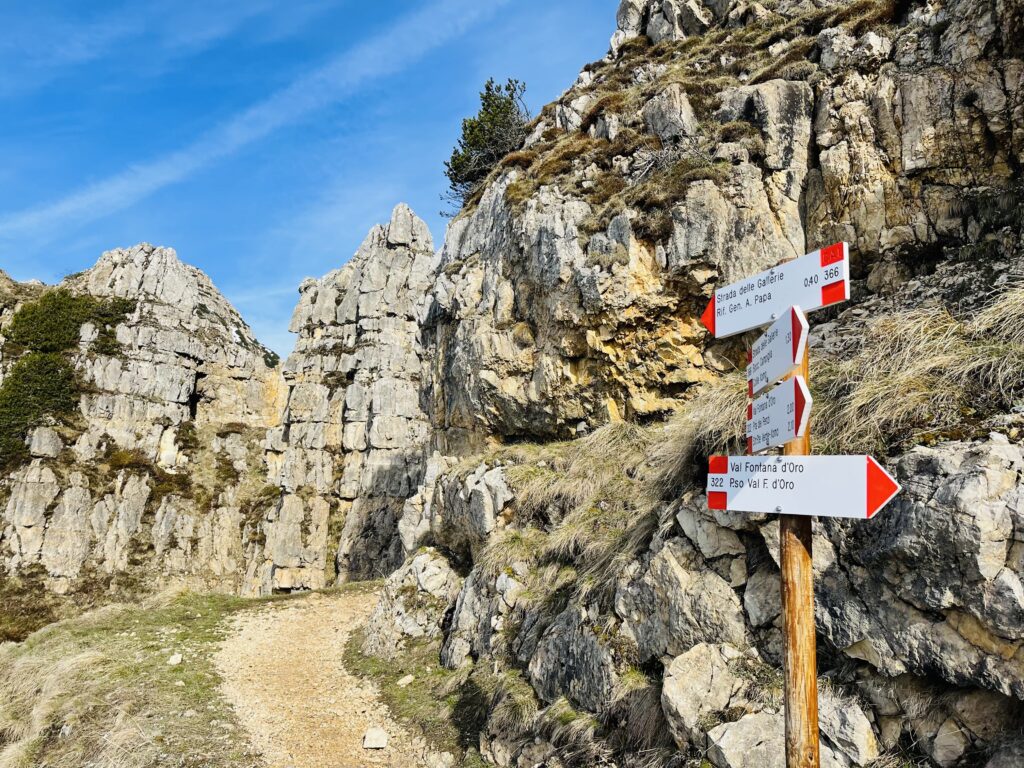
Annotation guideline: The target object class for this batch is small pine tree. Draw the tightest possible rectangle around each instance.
[444,78,530,213]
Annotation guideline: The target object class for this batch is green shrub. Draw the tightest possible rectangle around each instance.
[0,353,78,472]
[6,290,133,356]
[215,455,242,486]
[445,78,531,211]
[106,448,153,473]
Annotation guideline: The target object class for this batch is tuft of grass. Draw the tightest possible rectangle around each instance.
[730,657,784,711]
[215,455,242,487]
[814,290,1024,455]
[175,422,200,453]
[476,528,549,581]
[650,373,747,499]
[537,697,612,767]
[488,670,540,738]
[603,668,674,753]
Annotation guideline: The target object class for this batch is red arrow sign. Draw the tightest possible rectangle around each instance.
[701,243,850,338]
[748,307,809,397]
[706,455,901,519]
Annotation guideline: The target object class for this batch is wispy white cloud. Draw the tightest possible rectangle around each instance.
[0,1,287,93]
[0,0,507,244]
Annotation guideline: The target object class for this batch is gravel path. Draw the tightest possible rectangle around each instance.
[214,590,428,768]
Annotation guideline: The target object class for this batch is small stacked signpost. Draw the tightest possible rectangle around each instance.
[700,243,902,768]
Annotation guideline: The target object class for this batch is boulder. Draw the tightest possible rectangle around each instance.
[662,643,748,747]
[362,548,462,658]
[643,83,700,141]
[706,712,784,768]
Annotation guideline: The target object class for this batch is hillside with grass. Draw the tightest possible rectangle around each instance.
[2,0,1024,767]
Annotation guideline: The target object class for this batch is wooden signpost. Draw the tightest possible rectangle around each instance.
[700,242,900,768]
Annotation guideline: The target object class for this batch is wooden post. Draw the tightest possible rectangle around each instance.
[780,347,820,768]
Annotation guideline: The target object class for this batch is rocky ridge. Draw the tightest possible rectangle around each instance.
[0,246,293,635]
[2,0,1024,766]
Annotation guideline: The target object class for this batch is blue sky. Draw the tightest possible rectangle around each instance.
[0,0,615,354]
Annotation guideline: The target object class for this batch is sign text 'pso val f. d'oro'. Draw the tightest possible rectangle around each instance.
[706,455,901,519]
[701,243,850,339]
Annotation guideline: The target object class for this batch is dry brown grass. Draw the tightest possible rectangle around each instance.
[814,289,1024,455]
[488,670,540,737]
[603,668,673,753]
[0,592,263,768]
[650,373,747,498]
[537,697,613,767]
[474,423,663,611]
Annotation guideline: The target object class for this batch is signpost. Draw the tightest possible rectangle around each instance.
[706,455,901,518]
[700,243,849,339]
[699,242,899,768]
[748,307,809,397]
[747,376,812,453]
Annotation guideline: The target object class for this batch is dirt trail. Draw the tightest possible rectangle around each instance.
[215,590,427,768]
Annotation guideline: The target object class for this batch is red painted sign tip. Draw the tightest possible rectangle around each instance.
[866,457,901,518]
[701,297,716,336]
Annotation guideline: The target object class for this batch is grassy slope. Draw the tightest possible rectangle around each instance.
[0,592,289,768]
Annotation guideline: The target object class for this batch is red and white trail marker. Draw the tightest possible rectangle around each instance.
[748,306,809,397]
[706,455,901,519]
[747,375,812,454]
[701,243,850,339]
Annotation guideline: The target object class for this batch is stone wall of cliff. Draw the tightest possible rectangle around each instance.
[0,246,294,637]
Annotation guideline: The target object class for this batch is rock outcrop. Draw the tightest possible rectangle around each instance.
[265,204,437,585]
[0,245,287,626]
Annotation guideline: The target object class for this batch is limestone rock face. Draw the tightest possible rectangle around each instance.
[428,464,514,560]
[266,204,437,584]
[705,712,785,768]
[661,643,748,748]
[818,440,1024,699]
[1,244,286,604]
[362,547,462,658]
[527,605,619,712]
[614,537,749,661]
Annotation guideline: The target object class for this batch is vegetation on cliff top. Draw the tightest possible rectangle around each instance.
[0,289,135,472]
[5,288,134,357]
[0,353,78,472]
[444,78,530,212]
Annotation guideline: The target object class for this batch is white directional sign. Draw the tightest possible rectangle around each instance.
[748,307,809,397]
[706,455,901,519]
[701,243,850,338]
[746,376,812,453]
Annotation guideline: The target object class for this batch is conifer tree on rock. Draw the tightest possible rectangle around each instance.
[443,78,529,212]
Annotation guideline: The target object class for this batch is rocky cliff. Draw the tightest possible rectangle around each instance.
[342,0,1024,766]
[0,246,293,637]
[3,0,1024,765]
